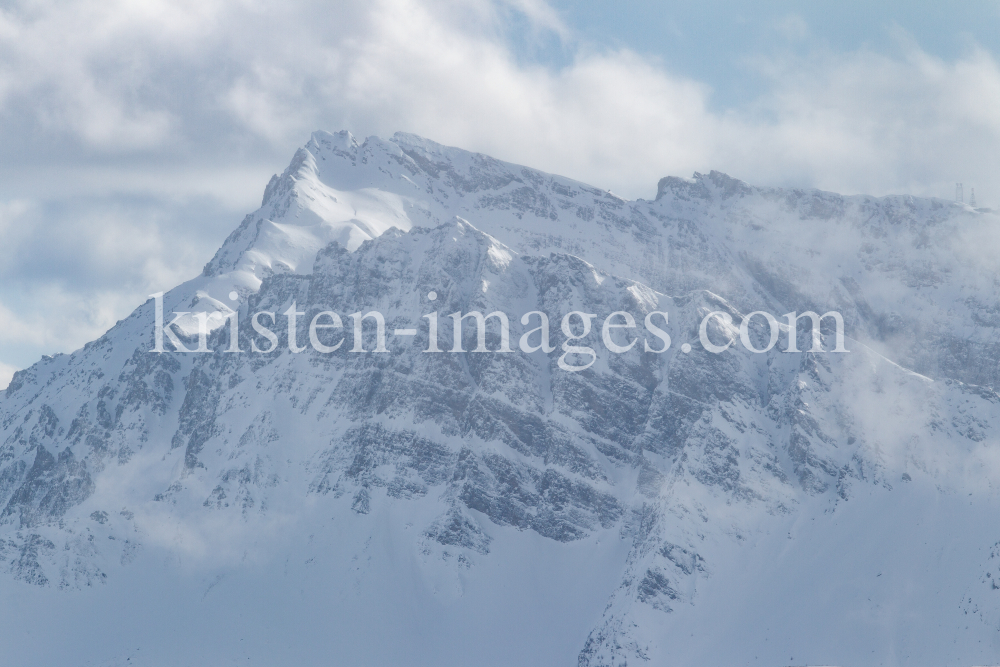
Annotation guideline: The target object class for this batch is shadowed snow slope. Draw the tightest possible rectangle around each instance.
[3,131,1000,666]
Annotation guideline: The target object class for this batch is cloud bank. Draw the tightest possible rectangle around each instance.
[1,0,999,386]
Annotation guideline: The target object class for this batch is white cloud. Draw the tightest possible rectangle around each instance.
[2,0,998,199]
[0,193,246,367]
[0,283,155,363]
[2,0,1000,368]
[0,361,17,391]
[502,0,569,38]
[775,14,810,42]
[731,42,1000,200]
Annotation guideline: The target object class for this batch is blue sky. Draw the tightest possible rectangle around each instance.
[0,0,998,387]
[550,1,1000,108]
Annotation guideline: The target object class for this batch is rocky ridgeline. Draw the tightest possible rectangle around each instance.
[2,131,1000,665]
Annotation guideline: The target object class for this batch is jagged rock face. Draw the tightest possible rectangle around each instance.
[200,131,1000,390]
[2,133,1000,666]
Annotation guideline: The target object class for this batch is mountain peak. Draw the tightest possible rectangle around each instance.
[655,170,753,202]
[7,131,1000,664]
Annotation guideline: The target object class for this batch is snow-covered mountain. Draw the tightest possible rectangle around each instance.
[3,130,1000,666]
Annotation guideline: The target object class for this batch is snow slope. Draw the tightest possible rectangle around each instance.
[2,131,1000,666]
